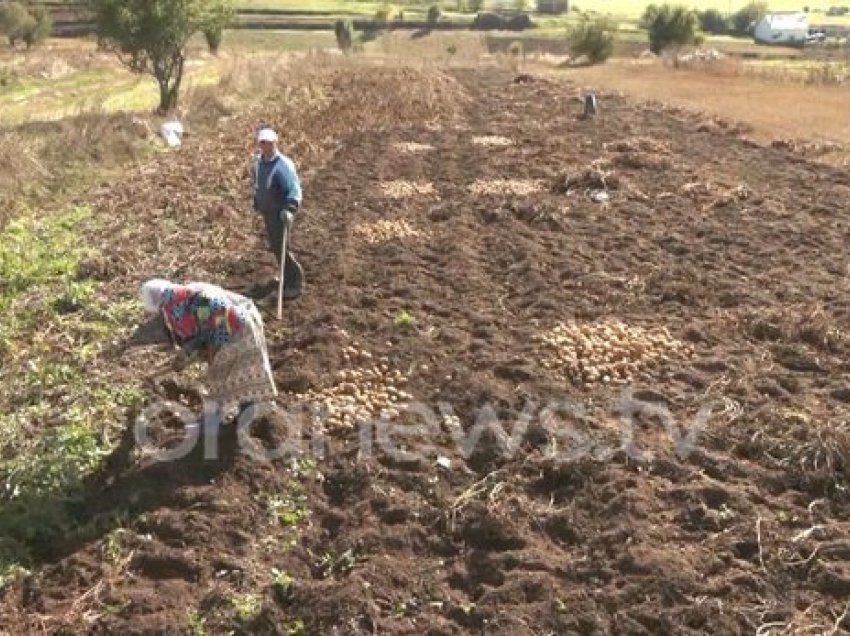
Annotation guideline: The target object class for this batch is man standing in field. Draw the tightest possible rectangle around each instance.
[251,126,304,300]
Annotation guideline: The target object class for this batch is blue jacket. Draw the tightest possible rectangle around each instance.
[252,151,302,216]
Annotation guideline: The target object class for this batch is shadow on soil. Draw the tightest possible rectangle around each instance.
[0,410,240,570]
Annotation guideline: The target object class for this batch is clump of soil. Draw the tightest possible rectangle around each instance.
[604,136,671,155]
[551,166,620,193]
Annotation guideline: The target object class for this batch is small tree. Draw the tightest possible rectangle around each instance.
[645,4,700,54]
[468,0,484,12]
[567,13,616,64]
[1,1,51,48]
[202,2,234,55]
[23,6,52,49]
[334,19,353,52]
[639,4,660,29]
[427,4,442,26]
[0,2,32,47]
[88,0,234,114]
[374,4,393,23]
[698,8,728,34]
[732,1,767,35]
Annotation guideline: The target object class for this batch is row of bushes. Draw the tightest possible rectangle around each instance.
[684,2,768,36]
[566,3,718,65]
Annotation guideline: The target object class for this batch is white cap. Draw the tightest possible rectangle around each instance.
[257,127,278,143]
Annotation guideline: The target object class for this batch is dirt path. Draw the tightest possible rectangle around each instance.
[2,63,849,635]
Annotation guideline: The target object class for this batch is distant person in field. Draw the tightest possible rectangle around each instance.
[126,279,278,421]
[250,126,304,300]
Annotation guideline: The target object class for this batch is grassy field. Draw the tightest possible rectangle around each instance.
[0,32,337,127]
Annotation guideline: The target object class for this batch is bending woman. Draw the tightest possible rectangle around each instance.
[127,279,278,419]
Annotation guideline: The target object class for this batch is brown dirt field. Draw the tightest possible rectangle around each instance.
[2,62,850,634]
[556,59,850,163]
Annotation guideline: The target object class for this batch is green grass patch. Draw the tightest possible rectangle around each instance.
[0,206,93,304]
[0,64,221,127]
[218,28,337,51]
[0,204,146,582]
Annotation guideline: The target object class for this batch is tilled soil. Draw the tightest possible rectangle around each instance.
[2,63,850,635]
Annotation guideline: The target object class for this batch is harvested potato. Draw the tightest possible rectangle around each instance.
[467,178,546,196]
[287,344,413,431]
[534,319,693,386]
[355,219,428,245]
[471,135,514,147]
[380,180,436,199]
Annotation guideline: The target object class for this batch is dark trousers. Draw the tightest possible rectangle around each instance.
[262,210,303,293]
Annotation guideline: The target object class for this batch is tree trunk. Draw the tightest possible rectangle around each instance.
[156,52,185,115]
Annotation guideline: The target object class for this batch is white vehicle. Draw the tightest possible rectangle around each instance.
[753,11,809,46]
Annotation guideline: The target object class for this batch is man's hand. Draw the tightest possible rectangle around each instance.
[280,209,294,225]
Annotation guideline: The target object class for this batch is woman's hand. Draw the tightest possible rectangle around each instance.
[170,349,192,371]
[201,345,217,364]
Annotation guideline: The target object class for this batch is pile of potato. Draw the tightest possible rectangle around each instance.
[392,141,435,153]
[380,180,436,198]
[534,320,693,386]
[355,219,427,244]
[294,346,413,431]
[471,135,514,147]
[467,178,545,196]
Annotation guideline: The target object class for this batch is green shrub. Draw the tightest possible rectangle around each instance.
[1,1,51,49]
[374,4,392,22]
[568,13,616,64]
[698,8,729,34]
[645,4,700,54]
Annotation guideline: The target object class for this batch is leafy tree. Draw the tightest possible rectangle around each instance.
[427,4,441,25]
[88,0,234,114]
[567,12,616,64]
[645,4,700,54]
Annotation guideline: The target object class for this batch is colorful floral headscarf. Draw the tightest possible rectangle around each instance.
[139,279,248,354]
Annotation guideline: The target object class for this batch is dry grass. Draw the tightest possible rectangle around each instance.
[552,58,850,150]
[371,31,489,66]
[0,110,159,229]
